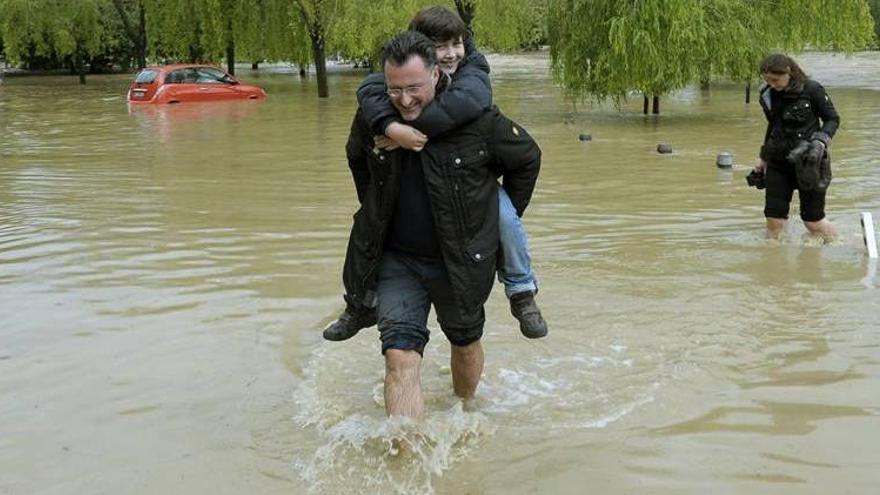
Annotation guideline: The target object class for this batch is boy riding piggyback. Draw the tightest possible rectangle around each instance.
[324,6,548,341]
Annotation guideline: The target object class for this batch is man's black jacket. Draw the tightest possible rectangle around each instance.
[342,106,540,317]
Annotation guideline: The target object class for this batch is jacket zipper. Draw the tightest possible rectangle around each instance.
[361,156,393,290]
[445,166,468,244]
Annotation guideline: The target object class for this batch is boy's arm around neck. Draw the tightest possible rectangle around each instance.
[410,57,492,138]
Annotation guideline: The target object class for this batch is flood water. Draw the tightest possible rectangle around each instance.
[1,51,879,494]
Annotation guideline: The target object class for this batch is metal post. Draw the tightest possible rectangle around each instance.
[861,212,878,259]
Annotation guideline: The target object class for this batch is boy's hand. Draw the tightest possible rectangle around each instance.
[386,122,428,152]
[754,159,767,173]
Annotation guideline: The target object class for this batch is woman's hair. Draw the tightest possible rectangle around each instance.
[408,6,468,42]
[760,53,807,87]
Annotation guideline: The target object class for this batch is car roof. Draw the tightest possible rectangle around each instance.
[141,64,226,73]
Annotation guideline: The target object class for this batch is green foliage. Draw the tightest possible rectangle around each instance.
[769,0,875,53]
[549,0,877,103]
[863,0,879,47]
[469,0,546,52]
[332,0,426,63]
[549,0,705,101]
[143,0,211,62]
[0,0,104,63]
[0,0,553,73]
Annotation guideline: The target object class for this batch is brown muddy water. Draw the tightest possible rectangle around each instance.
[1,51,879,494]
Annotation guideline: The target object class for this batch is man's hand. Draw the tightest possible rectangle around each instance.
[385,122,428,152]
[374,135,400,151]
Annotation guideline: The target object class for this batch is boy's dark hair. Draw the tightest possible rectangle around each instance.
[381,30,437,68]
[408,6,468,42]
[760,53,807,87]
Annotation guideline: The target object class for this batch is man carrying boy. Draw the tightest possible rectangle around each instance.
[341,29,541,418]
[324,6,547,342]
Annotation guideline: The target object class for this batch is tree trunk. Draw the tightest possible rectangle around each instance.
[643,95,649,115]
[745,81,751,104]
[251,61,259,70]
[74,53,86,85]
[188,43,201,63]
[225,17,235,75]
[652,95,660,114]
[112,0,148,69]
[311,35,328,98]
[299,64,307,77]
[136,1,147,69]
[226,40,235,75]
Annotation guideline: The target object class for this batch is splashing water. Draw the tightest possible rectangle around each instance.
[290,335,659,493]
[291,343,496,495]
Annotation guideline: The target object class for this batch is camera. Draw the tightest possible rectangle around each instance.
[746,169,765,189]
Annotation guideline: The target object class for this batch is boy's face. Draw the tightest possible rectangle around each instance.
[433,36,465,75]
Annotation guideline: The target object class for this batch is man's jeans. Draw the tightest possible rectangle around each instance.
[377,251,484,355]
[497,186,537,298]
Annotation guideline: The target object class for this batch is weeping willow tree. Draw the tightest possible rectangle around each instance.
[332,0,428,68]
[871,0,880,46]
[548,0,704,113]
[110,0,147,69]
[142,0,269,73]
[473,0,546,51]
[548,0,876,114]
[769,0,875,52]
[0,0,549,92]
[452,0,547,52]
[0,0,105,83]
[143,0,206,62]
[330,0,546,71]
[233,0,306,69]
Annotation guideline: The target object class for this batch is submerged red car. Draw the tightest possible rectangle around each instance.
[127,65,267,104]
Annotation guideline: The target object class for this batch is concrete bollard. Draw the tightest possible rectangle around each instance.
[716,152,734,169]
[657,143,673,154]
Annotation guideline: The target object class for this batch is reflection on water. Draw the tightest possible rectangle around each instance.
[2,52,880,494]
[655,401,871,436]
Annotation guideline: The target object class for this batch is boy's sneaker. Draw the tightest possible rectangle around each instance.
[322,305,377,341]
[509,291,548,339]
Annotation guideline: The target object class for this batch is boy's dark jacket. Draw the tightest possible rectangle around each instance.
[356,38,492,138]
[342,104,540,316]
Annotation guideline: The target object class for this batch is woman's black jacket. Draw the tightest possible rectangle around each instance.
[759,78,840,163]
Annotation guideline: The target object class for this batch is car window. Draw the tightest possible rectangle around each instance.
[135,69,158,84]
[196,67,231,84]
[165,69,199,84]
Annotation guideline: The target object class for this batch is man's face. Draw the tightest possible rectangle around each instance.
[384,56,439,121]
[433,36,465,75]
[762,71,790,91]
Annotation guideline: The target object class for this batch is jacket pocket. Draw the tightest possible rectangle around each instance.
[449,145,492,232]
[463,206,500,264]
[464,237,498,263]
[782,100,812,125]
[450,145,490,169]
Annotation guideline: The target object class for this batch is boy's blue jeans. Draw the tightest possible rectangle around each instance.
[497,186,537,298]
